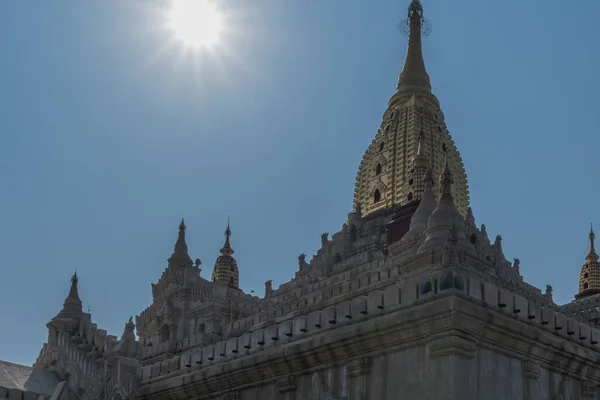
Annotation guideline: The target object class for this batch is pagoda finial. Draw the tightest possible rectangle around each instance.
[50,272,83,329]
[397,0,431,94]
[587,223,598,262]
[168,218,193,265]
[408,0,424,19]
[221,217,234,256]
[67,271,80,302]
[174,218,188,252]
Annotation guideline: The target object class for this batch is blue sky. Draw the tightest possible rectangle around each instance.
[1,0,599,366]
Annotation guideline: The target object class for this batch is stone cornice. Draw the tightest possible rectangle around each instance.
[137,292,600,399]
[427,335,476,359]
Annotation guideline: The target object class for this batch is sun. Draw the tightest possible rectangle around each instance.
[168,0,223,49]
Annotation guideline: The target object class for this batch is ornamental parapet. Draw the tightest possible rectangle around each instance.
[138,269,600,391]
[225,264,401,338]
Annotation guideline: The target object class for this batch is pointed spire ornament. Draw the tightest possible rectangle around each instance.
[394,166,438,256]
[110,316,143,359]
[168,218,193,265]
[513,258,521,275]
[417,155,469,254]
[221,217,234,256]
[466,207,476,228]
[175,218,188,251]
[50,272,83,331]
[439,155,454,203]
[493,235,507,265]
[545,284,553,301]
[65,271,81,308]
[397,0,432,95]
[480,224,491,246]
[587,223,598,262]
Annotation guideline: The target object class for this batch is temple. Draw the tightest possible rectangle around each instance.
[2,1,600,399]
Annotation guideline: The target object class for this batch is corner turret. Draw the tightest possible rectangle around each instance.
[211,218,240,289]
[576,224,600,299]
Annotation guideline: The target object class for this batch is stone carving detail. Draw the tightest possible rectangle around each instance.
[441,226,460,267]
[299,254,308,271]
[435,109,447,133]
[321,233,329,247]
[380,107,398,135]
[513,258,520,275]
[546,284,554,301]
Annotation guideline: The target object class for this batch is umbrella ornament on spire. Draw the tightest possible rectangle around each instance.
[400,0,431,37]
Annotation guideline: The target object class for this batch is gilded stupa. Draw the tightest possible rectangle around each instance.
[576,225,600,299]
[353,0,469,217]
[211,220,240,289]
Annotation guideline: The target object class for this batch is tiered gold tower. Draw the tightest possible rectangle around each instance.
[353,0,469,217]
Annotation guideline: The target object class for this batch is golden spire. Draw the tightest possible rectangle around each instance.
[397,0,431,94]
[352,0,470,218]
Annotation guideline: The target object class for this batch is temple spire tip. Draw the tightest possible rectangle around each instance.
[396,0,431,95]
[169,218,193,265]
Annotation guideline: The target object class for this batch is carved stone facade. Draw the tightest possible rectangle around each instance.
[3,1,600,400]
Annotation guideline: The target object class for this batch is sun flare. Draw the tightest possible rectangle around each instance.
[168,0,223,49]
